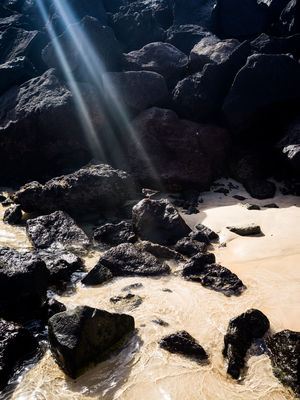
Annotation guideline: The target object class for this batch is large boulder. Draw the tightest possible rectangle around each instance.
[0,319,38,390]
[214,0,269,38]
[127,107,231,189]
[266,330,300,397]
[48,305,135,378]
[96,243,170,276]
[250,33,300,59]
[42,16,122,76]
[223,309,270,379]
[81,264,113,286]
[174,237,207,257]
[132,199,191,245]
[110,2,165,51]
[172,0,217,31]
[0,56,36,96]
[0,246,49,321]
[0,69,105,181]
[13,161,136,216]
[102,71,168,114]
[222,54,300,134]
[166,24,211,54]
[123,42,189,81]
[26,211,90,251]
[94,221,137,246]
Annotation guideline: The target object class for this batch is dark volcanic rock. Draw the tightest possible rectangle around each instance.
[173,0,217,30]
[0,319,38,390]
[42,252,85,287]
[226,223,261,236]
[279,0,300,35]
[278,118,300,175]
[182,253,216,276]
[111,2,165,51]
[159,330,208,362]
[123,42,189,81]
[166,24,211,54]
[48,305,135,379]
[188,230,210,244]
[47,298,67,319]
[97,243,170,276]
[138,241,184,261]
[26,211,90,251]
[132,199,191,245]
[250,33,300,59]
[3,204,22,225]
[214,0,268,38]
[14,162,135,216]
[245,179,276,199]
[128,107,230,189]
[81,264,113,286]
[0,69,104,181]
[0,57,36,96]
[0,246,49,321]
[102,71,168,113]
[223,309,270,379]
[195,224,219,240]
[110,293,143,311]
[174,237,207,257]
[266,329,300,397]
[222,54,300,133]
[42,16,122,75]
[183,261,246,297]
[94,221,137,246]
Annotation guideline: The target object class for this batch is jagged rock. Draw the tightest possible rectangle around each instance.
[250,33,300,59]
[195,224,219,240]
[223,309,270,379]
[3,204,22,225]
[214,0,269,38]
[166,24,211,54]
[278,118,300,175]
[0,319,38,389]
[223,54,300,133]
[111,2,165,51]
[226,223,261,236]
[132,199,191,245]
[47,298,67,319]
[182,253,216,276]
[0,246,49,321]
[42,252,85,287]
[183,260,246,296]
[173,0,217,30]
[137,241,184,261]
[188,231,210,244]
[48,305,135,378]
[266,329,300,397]
[279,0,300,35]
[123,42,189,81]
[0,56,36,96]
[96,243,170,276]
[81,264,113,286]
[0,69,104,181]
[110,293,143,311]
[94,221,136,246]
[128,107,230,189]
[159,330,208,362]
[102,71,168,113]
[14,161,135,216]
[174,237,207,257]
[26,211,90,251]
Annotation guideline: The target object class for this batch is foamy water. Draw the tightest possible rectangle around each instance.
[1,181,299,400]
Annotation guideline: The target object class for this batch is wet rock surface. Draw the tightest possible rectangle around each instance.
[97,243,170,277]
[132,199,191,245]
[14,162,136,216]
[93,221,137,245]
[81,264,113,286]
[26,211,90,251]
[159,330,208,363]
[47,298,67,320]
[3,204,22,224]
[137,241,184,261]
[223,309,270,379]
[48,305,135,379]
[0,319,38,389]
[0,246,49,322]
[267,329,300,397]
[110,293,143,312]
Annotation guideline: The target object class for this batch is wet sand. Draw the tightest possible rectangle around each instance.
[2,180,299,400]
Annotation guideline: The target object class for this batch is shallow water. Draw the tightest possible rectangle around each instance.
[1,181,299,400]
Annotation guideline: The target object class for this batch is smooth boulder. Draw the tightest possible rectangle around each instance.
[48,306,135,378]
[132,199,191,245]
[223,309,270,379]
[97,243,170,276]
[13,161,135,215]
[26,211,90,251]
[226,223,261,236]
